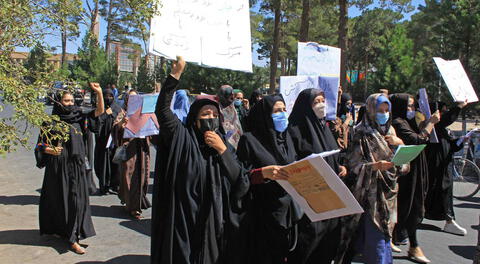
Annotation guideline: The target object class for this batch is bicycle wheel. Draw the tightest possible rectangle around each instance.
[451,157,480,199]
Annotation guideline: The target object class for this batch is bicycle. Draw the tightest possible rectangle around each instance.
[449,132,480,199]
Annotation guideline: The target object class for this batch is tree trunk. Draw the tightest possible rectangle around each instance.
[269,0,281,94]
[363,54,368,100]
[89,0,99,36]
[338,0,348,91]
[105,0,115,56]
[299,0,310,42]
[61,26,67,66]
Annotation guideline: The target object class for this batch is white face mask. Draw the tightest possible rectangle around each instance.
[313,102,326,119]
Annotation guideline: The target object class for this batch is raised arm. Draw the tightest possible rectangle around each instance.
[155,57,186,138]
[89,82,105,117]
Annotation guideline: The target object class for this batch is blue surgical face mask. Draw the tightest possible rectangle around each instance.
[406,110,415,120]
[272,112,288,132]
[234,99,242,107]
[376,112,389,125]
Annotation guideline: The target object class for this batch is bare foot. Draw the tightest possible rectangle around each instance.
[131,211,143,220]
[71,242,86,255]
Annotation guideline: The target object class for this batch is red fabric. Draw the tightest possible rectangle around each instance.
[249,168,264,185]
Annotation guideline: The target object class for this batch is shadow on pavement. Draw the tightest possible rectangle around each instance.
[90,205,131,220]
[449,245,475,260]
[119,219,151,237]
[418,223,442,232]
[0,229,68,254]
[75,254,149,264]
[0,195,39,205]
[456,196,480,203]
[147,184,153,194]
[454,203,480,209]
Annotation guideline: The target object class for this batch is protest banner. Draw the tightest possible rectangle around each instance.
[277,153,363,222]
[280,75,339,120]
[418,88,439,143]
[297,42,341,77]
[433,57,478,103]
[124,94,160,138]
[148,0,253,72]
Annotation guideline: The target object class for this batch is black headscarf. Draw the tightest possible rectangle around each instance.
[289,89,340,170]
[186,99,226,143]
[103,88,115,107]
[51,94,85,158]
[245,95,296,165]
[390,93,412,120]
[337,93,352,117]
[249,89,263,107]
[390,93,419,131]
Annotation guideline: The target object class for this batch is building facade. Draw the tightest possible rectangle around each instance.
[10,52,78,70]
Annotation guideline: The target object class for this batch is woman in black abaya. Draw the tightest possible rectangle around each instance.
[390,93,440,263]
[425,101,468,235]
[236,95,302,264]
[34,83,104,254]
[287,88,346,264]
[94,88,122,195]
[150,57,249,264]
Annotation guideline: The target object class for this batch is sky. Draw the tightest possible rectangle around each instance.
[17,0,426,66]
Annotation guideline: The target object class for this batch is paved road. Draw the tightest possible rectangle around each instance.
[0,105,478,263]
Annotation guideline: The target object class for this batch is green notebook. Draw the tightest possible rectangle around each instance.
[391,145,426,166]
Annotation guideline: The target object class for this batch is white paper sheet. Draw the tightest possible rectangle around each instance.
[433,57,478,103]
[297,42,341,77]
[148,0,253,72]
[277,154,363,222]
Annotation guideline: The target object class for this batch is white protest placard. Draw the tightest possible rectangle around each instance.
[297,42,341,77]
[280,76,339,120]
[433,57,478,103]
[418,88,439,143]
[280,76,319,114]
[277,154,363,222]
[149,0,253,72]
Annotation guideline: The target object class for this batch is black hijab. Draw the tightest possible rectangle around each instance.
[337,93,352,117]
[103,88,115,107]
[390,93,419,131]
[249,89,262,107]
[289,89,340,171]
[245,95,296,165]
[390,93,412,120]
[51,94,85,158]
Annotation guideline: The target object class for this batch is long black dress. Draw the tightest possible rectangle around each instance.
[390,93,429,246]
[151,75,249,264]
[287,89,342,264]
[35,103,96,244]
[425,103,463,221]
[236,95,303,264]
[93,89,121,194]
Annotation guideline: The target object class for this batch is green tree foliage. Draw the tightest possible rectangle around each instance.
[371,24,424,95]
[177,63,269,97]
[0,0,70,154]
[135,57,155,93]
[71,33,118,88]
[24,43,52,84]
[408,0,480,102]
[38,0,83,65]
